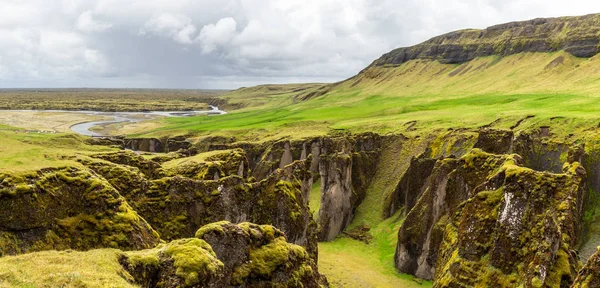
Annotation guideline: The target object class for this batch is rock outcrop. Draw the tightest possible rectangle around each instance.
[393,145,588,286]
[0,167,160,255]
[370,13,600,68]
[120,222,324,288]
[81,149,319,259]
[435,160,586,287]
[317,134,381,241]
[123,136,194,153]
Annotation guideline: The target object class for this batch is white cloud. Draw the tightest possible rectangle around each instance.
[2,0,600,88]
[76,10,112,32]
[198,17,237,53]
[140,13,197,44]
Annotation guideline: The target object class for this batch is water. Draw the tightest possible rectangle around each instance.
[0,106,226,137]
[69,106,226,136]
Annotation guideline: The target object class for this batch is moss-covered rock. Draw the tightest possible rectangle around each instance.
[167,148,250,180]
[317,133,382,241]
[473,128,514,155]
[0,167,160,255]
[386,151,438,218]
[121,222,326,287]
[431,155,587,287]
[395,149,521,279]
[91,150,166,179]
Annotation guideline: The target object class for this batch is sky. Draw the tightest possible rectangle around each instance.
[1,0,600,89]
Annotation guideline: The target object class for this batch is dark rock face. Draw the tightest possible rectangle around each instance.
[121,222,325,288]
[82,149,319,259]
[512,130,583,174]
[395,150,523,280]
[386,152,437,218]
[123,136,194,153]
[393,146,588,286]
[473,129,514,154]
[124,137,164,152]
[211,134,382,242]
[435,162,586,287]
[370,14,600,68]
[0,167,160,255]
[317,134,382,241]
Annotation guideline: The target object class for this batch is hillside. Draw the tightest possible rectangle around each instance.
[5,13,600,288]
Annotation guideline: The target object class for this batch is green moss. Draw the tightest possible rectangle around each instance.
[194,221,229,238]
[164,238,223,286]
[125,238,224,287]
[234,236,308,281]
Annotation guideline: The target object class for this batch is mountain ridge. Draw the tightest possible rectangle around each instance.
[368,13,600,68]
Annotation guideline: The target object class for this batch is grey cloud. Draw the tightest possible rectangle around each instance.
[1,0,600,88]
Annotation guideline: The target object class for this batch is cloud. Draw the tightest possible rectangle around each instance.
[198,17,237,53]
[2,0,600,88]
[76,11,112,33]
[140,13,198,44]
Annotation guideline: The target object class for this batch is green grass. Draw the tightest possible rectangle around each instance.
[319,212,431,288]
[309,179,321,219]
[161,149,234,169]
[0,131,116,173]
[0,88,223,112]
[0,249,134,287]
[131,52,600,140]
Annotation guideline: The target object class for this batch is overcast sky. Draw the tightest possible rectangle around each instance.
[1,0,600,89]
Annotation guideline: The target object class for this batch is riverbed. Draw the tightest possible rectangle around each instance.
[0,106,226,136]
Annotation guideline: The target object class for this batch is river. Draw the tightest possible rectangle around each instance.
[69,106,227,136]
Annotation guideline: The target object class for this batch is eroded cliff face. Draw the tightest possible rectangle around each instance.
[0,167,160,255]
[435,156,586,287]
[370,13,600,68]
[7,126,600,286]
[386,126,600,286]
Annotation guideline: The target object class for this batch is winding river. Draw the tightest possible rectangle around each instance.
[0,106,226,136]
[69,106,226,136]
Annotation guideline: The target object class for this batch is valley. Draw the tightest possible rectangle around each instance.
[4,13,600,288]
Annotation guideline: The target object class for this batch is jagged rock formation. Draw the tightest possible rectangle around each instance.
[81,149,319,259]
[120,222,324,288]
[215,134,382,242]
[435,157,586,287]
[123,136,194,153]
[387,152,437,217]
[0,167,160,255]
[370,13,600,68]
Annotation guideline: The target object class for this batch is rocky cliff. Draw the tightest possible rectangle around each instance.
[121,222,325,287]
[369,13,600,68]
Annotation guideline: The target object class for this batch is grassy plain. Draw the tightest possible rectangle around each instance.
[126,52,600,141]
[0,130,116,173]
[319,212,431,288]
[0,111,110,133]
[0,88,225,112]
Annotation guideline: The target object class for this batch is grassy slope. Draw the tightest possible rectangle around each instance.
[125,51,600,286]
[4,51,600,287]
[0,130,116,173]
[0,249,134,287]
[137,51,600,140]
